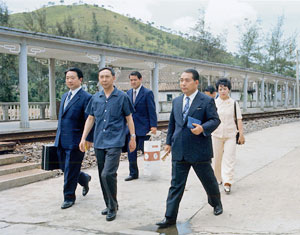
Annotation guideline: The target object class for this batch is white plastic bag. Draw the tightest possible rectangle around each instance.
[144,140,161,179]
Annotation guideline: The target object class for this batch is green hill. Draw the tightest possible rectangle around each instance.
[9,4,198,57]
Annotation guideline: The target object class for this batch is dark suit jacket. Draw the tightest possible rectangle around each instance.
[166,91,220,162]
[127,86,157,136]
[54,88,93,150]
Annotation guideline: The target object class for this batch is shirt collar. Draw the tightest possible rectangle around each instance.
[99,86,118,97]
[69,86,81,96]
[134,84,142,94]
[184,89,198,101]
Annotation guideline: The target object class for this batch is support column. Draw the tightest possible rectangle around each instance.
[265,83,269,106]
[243,74,248,112]
[296,50,299,107]
[98,54,106,91]
[274,80,278,108]
[99,54,106,69]
[293,83,296,107]
[207,75,211,86]
[19,40,29,128]
[260,77,264,110]
[254,82,258,107]
[48,58,57,120]
[151,62,159,115]
[284,82,289,108]
[280,85,283,107]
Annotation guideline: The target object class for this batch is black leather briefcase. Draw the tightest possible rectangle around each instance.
[41,144,60,170]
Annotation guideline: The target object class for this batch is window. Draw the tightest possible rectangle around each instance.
[167,94,173,102]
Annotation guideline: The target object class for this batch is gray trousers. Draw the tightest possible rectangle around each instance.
[95,148,121,211]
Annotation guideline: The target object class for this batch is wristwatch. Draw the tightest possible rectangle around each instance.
[130,134,136,138]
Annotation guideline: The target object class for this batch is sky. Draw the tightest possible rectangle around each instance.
[3,0,300,53]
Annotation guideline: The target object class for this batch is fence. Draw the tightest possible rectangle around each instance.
[0,102,50,121]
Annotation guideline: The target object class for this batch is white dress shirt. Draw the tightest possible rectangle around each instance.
[182,89,198,112]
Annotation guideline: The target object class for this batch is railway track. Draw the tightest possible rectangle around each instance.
[0,130,57,143]
[1,109,299,143]
[242,109,300,121]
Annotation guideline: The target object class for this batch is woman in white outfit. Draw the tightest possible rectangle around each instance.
[212,78,245,193]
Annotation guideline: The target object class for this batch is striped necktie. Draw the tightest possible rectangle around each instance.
[64,92,72,110]
[182,96,190,121]
[133,90,137,104]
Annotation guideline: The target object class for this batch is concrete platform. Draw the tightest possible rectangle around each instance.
[0,121,300,234]
[0,120,58,134]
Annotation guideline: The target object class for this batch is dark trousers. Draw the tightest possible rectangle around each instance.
[165,160,221,220]
[57,147,90,202]
[95,147,121,211]
[127,135,149,177]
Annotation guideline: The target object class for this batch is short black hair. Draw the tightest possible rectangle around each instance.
[216,78,231,90]
[65,67,83,79]
[99,67,115,76]
[183,68,199,81]
[129,71,142,79]
[204,85,216,94]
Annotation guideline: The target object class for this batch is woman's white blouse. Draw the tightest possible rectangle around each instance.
[212,97,242,138]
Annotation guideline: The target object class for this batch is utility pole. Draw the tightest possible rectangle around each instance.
[297,50,299,107]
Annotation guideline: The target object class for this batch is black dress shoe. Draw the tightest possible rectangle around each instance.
[82,175,91,196]
[156,218,176,228]
[102,206,118,215]
[101,208,108,215]
[106,209,117,221]
[214,204,223,216]
[124,175,138,181]
[61,201,74,209]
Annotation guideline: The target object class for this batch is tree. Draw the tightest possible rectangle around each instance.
[0,1,9,26]
[0,2,18,102]
[265,15,297,76]
[22,10,48,33]
[189,9,228,63]
[237,18,263,68]
[91,12,100,42]
[103,26,112,44]
[35,9,48,33]
[54,16,76,38]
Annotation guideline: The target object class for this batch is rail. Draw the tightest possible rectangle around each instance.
[0,102,50,121]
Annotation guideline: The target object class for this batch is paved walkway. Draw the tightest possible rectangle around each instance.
[1,121,300,234]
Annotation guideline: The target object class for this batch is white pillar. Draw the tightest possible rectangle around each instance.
[98,54,106,91]
[99,54,106,69]
[48,58,57,120]
[265,83,269,106]
[243,74,248,112]
[296,50,299,107]
[284,82,288,108]
[274,80,278,108]
[19,40,29,128]
[151,62,159,115]
[293,83,296,107]
[260,77,264,110]
[207,75,211,86]
[280,85,283,107]
[254,82,258,107]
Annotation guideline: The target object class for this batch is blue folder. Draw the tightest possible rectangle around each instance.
[187,116,202,129]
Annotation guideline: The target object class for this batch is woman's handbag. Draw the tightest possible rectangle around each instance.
[234,101,241,145]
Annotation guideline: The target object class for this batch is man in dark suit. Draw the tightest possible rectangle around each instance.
[156,69,223,228]
[125,71,157,181]
[54,67,93,209]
